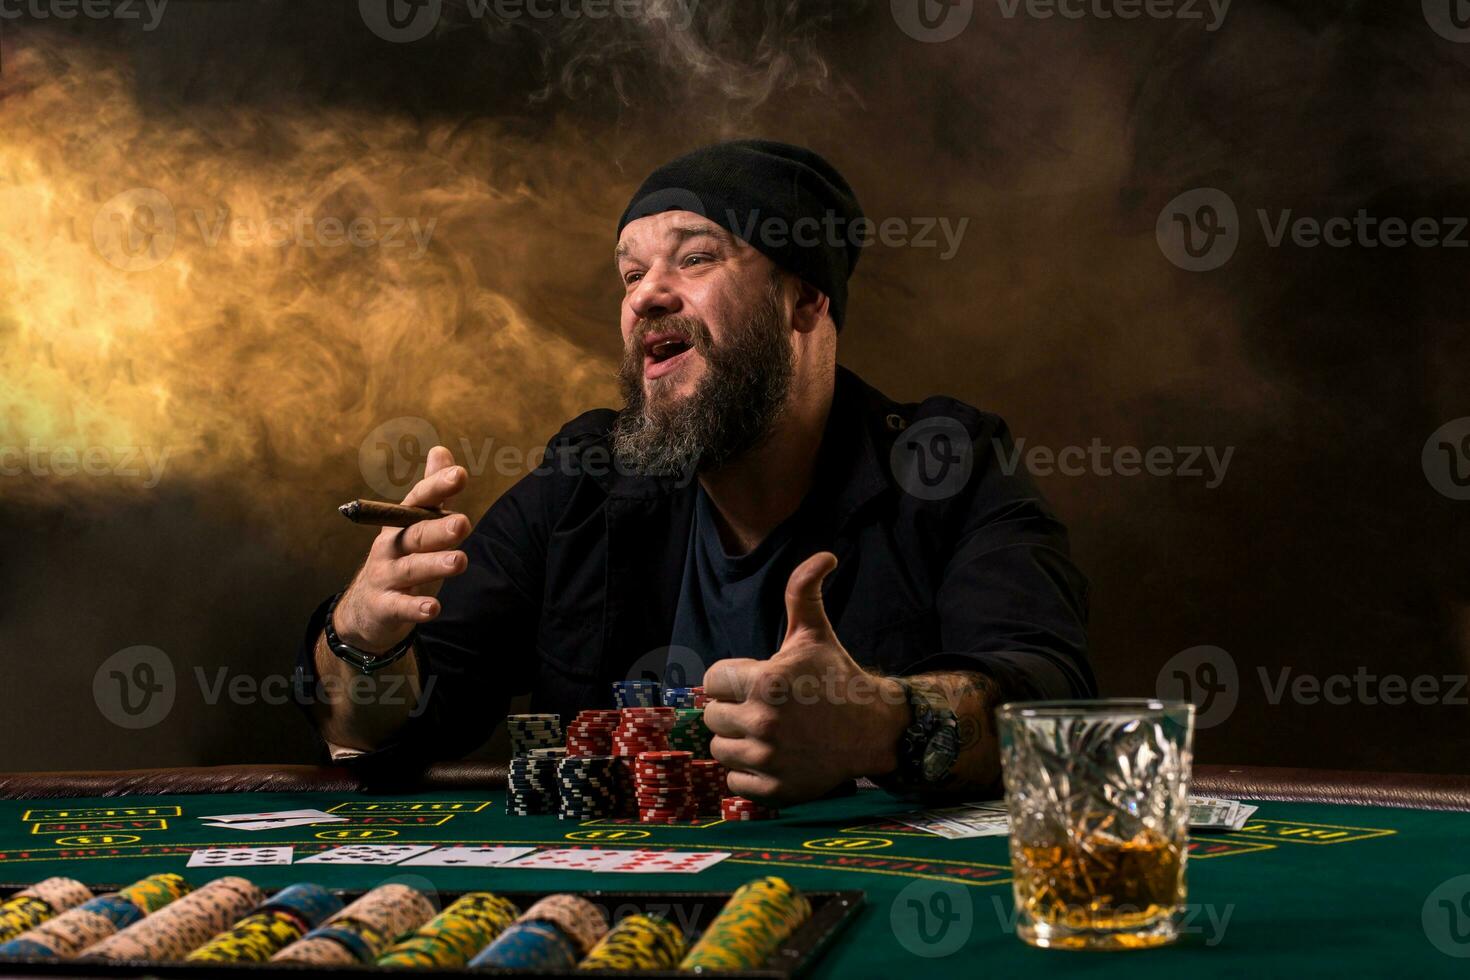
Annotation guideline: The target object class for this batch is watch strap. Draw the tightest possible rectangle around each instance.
[323,592,415,674]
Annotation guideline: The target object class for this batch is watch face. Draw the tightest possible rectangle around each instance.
[920,715,961,784]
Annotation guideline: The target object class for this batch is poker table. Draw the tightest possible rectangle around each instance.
[0,763,1466,977]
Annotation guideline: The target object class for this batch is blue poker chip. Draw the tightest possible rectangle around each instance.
[612,680,662,708]
[261,883,343,929]
[302,924,374,963]
[79,894,144,930]
[0,938,55,958]
[470,921,578,969]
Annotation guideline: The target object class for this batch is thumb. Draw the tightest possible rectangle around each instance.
[781,551,839,648]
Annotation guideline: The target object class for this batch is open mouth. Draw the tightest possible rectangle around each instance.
[641,332,698,380]
[646,338,693,363]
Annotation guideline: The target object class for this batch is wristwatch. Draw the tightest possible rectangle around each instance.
[878,678,961,791]
[324,592,416,674]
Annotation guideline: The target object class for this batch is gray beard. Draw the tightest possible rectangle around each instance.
[612,276,793,477]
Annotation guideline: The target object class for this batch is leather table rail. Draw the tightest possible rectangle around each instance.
[1191,765,1470,812]
[0,763,1467,809]
[0,763,509,799]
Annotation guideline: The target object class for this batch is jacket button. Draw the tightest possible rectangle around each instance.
[885,413,907,432]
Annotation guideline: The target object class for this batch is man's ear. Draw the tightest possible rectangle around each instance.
[791,277,832,335]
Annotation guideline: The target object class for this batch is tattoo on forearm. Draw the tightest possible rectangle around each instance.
[904,670,1004,796]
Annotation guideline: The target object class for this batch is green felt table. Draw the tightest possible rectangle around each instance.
[0,785,1462,977]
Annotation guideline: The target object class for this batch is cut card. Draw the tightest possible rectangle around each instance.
[297,844,434,865]
[399,846,536,868]
[187,846,293,868]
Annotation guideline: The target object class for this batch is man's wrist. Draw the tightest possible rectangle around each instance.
[858,676,912,779]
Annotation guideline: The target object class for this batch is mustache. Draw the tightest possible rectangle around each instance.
[629,315,711,355]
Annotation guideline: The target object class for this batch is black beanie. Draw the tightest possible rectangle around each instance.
[617,139,865,330]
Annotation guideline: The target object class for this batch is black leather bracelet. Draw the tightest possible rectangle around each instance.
[323,592,416,674]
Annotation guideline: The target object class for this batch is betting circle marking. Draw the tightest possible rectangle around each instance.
[55,834,141,846]
[565,829,651,842]
[315,829,399,840]
[803,836,893,852]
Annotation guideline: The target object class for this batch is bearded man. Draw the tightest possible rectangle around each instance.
[295,140,1094,803]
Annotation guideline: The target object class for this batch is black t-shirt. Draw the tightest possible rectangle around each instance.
[667,485,807,682]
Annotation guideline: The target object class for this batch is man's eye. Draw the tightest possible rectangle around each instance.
[683,254,712,267]
[624,272,643,285]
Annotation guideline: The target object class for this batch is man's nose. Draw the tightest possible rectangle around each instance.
[628,266,683,320]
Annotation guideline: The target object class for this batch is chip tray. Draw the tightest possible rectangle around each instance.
[0,884,865,978]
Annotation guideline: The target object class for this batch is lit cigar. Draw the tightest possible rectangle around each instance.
[338,499,447,528]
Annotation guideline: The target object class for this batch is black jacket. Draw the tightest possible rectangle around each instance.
[297,366,1095,773]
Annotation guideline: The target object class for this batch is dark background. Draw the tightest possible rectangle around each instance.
[0,0,1465,773]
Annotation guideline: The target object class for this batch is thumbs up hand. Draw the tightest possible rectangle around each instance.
[702,552,913,807]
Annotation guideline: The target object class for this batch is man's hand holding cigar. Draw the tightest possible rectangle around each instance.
[312,446,469,749]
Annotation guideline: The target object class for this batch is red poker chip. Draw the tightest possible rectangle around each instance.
[637,750,692,761]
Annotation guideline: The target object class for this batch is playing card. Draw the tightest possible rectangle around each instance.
[399,846,536,868]
[201,809,343,824]
[187,846,293,867]
[502,848,644,872]
[201,817,339,832]
[297,844,434,865]
[597,850,731,874]
[895,806,1010,839]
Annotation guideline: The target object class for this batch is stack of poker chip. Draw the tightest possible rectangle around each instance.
[565,709,620,757]
[80,876,264,961]
[613,707,675,755]
[669,707,713,758]
[376,892,520,968]
[661,686,698,708]
[187,883,342,963]
[692,685,711,708]
[0,894,140,959]
[678,876,812,971]
[508,748,567,816]
[691,759,729,815]
[470,894,608,970]
[612,707,675,817]
[635,750,695,823]
[556,756,621,820]
[722,795,780,821]
[578,912,686,971]
[0,875,189,961]
[507,713,565,756]
[0,878,92,942]
[612,679,661,708]
[272,883,434,966]
[117,873,191,914]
